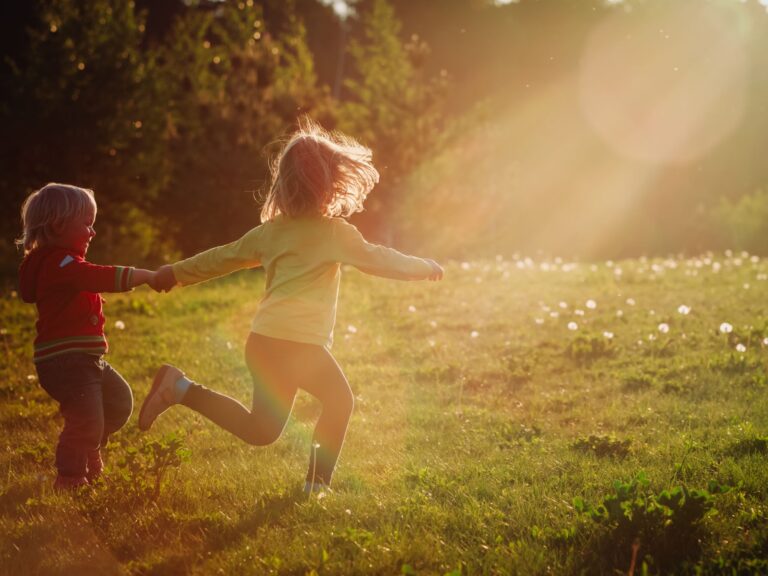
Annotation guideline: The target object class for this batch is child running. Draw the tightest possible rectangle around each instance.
[139,118,444,493]
[18,183,158,489]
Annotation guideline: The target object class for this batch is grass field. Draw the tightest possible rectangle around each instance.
[1,253,768,575]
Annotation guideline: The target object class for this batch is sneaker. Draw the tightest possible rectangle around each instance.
[54,475,89,491]
[86,449,103,482]
[138,364,183,431]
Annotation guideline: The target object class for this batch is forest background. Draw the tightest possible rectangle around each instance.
[2,0,768,274]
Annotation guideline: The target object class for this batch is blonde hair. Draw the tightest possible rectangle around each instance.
[261,117,379,222]
[16,183,97,254]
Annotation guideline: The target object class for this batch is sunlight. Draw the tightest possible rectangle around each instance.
[579,0,750,164]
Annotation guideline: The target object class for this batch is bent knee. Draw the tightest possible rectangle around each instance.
[241,425,283,447]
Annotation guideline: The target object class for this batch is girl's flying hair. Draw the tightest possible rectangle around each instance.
[16,183,97,254]
[261,117,379,221]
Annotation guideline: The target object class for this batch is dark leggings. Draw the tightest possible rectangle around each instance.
[181,332,354,485]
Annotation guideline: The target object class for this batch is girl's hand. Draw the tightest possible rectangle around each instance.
[425,259,444,281]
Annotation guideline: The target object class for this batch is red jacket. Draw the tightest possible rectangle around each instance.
[19,246,134,363]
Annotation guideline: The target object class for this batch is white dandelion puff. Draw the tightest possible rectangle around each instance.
[658,323,670,334]
[567,322,578,331]
[408,305,417,313]
[677,305,691,315]
[626,298,636,306]
[574,309,585,316]
[586,299,597,309]
[470,330,480,339]
[114,320,125,330]
[347,325,358,334]
[719,322,733,334]
[603,331,614,339]
[736,343,746,353]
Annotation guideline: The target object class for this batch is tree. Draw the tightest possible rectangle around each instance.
[155,1,331,254]
[339,0,447,242]
[0,0,173,266]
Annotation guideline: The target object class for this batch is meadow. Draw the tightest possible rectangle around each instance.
[1,253,767,575]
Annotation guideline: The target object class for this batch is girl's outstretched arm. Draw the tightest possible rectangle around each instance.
[333,219,443,281]
[169,226,264,287]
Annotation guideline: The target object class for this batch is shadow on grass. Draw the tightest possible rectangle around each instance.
[125,488,303,576]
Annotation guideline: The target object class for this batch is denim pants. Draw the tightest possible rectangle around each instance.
[182,332,354,486]
[36,353,134,477]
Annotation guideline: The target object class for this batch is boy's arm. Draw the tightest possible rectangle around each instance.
[334,220,443,281]
[46,252,138,293]
[130,269,156,289]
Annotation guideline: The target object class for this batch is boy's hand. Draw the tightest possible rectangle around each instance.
[425,259,444,281]
[152,264,178,293]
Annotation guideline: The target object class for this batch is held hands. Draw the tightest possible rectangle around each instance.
[149,264,178,293]
[425,259,444,281]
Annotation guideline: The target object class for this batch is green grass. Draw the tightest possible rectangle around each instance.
[2,253,768,575]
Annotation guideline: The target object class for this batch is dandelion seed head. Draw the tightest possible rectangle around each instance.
[658,323,670,334]
[347,325,358,333]
[586,299,597,309]
[626,298,636,306]
[114,320,125,330]
[603,331,614,339]
[736,343,746,353]
[567,321,578,331]
[719,322,733,334]
[408,305,417,312]
[470,330,479,338]
[677,305,691,315]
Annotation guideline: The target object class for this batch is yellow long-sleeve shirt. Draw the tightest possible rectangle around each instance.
[172,215,434,348]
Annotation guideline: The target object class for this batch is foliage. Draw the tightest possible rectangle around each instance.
[154,2,330,254]
[571,434,631,458]
[0,0,171,266]
[712,190,768,256]
[574,472,732,573]
[565,333,614,365]
[111,432,190,500]
[340,0,447,237]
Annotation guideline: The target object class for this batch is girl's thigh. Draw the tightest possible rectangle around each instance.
[245,333,351,407]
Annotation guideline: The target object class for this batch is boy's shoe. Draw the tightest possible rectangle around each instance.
[53,475,89,491]
[86,449,103,482]
[138,364,184,431]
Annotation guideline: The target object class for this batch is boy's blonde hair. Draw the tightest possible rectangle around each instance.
[16,183,97,254]
[261,117,379,222]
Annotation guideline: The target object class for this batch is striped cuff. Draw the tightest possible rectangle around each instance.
[114,266,135,291]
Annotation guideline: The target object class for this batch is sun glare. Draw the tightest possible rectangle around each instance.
[579,0,750,164]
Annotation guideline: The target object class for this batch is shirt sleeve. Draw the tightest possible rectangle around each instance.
[332,219,434,280]
[172,225,264,286]
[46,252,134,293]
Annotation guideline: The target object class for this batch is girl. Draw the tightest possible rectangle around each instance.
[18,183,157,489]
[139,118,443,493]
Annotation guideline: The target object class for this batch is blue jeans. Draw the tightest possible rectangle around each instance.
[36,353,133,477]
